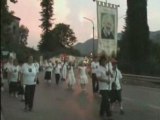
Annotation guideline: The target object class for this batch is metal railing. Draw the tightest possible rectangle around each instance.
[123,74,160,84]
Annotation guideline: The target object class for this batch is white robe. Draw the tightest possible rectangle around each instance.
[67,66,76,85]
[79,66,88,84]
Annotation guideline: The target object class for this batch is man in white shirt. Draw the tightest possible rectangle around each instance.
[21,56,37,112]
[96,54,113,120]
[54,61,61,85]
[91,56,99,93]
[110,60,124,114]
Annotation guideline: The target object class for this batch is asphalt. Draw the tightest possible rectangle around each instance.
[1,72,160,120]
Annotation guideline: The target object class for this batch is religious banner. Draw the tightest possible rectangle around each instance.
[97,1,118,56]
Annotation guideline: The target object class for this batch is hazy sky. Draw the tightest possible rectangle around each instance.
[8,0,160,49]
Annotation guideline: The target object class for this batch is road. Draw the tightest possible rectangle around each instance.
[1,72,160,120]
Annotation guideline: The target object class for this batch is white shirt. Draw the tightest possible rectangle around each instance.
[91,61,99,74]
[96,65,111,90]
[54,64,61,74]
[4,62,13,72]
[61,62,68,79]
[79,66,87,77]
[34,62,40,73]
[21,63,37,85]
[106,62,113,81]
[8,65,20,82]
[111,68,123,90]
[45,62,53,72]
[106,62,113,72]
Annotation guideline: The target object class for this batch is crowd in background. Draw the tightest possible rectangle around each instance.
[1,53,124,120]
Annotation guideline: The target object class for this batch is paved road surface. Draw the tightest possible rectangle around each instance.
[1,72,160,120]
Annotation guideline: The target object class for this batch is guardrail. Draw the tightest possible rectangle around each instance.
[122,74,160,84]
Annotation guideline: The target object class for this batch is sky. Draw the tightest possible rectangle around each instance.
[8,0,160,49]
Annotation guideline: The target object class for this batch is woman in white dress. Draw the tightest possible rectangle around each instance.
[61,60,68,81]
[67,62,76,89]
[78,62,88,91]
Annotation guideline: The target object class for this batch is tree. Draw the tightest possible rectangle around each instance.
[38,0,54,52]
[1,0,17,48]
[38,23,77,52]
[51,23,77,48]
[119,0,150,74]
[19,25,29,46]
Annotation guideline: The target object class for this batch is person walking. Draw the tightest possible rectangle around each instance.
[44,60,53,83]
[91,56,99,94]
[3,57,13,84]
[61,59,68,81]
[67,62,76,89]
[33,60,40,85]
[96,54,113,120]
[54,60,61,85]
[78,62,88,91]
[21,55,37,112]
[8,59,20,97]
[110,59,124,115]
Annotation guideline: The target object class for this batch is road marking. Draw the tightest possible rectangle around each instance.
[123,97,160,110]
[148,105,160,110]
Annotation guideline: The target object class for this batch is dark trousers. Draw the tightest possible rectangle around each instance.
[9,81,18,94]
[99,90,112,117]
[92,73,99,93]
[55,74,60,85]
[25,85,36,110]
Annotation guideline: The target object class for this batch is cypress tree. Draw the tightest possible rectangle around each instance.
[120,0,150,74]
[38,0,54,52]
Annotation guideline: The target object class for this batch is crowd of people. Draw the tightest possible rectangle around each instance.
[1,53,124,120]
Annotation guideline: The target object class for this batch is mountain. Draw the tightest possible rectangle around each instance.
[74,39,98,55]
[150,30,160,44]
[74,31,160,55]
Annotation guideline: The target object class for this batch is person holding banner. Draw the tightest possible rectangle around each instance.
[96,54,113,120]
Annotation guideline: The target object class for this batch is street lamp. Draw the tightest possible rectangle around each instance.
[83,17,95,57]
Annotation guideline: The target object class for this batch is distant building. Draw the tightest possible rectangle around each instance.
[7,15,21,41]
[2,16,20,59]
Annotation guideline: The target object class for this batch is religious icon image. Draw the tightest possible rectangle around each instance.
[101,13,115,39]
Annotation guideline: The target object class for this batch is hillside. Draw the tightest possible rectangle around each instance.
[74,31,160,55]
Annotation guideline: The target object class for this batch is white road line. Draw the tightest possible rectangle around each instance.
[148,105,160,110]
[123,97,160,110]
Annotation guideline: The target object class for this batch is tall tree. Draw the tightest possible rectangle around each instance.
[120,0,150,74]
[1,0,17,48]
[19,25,29,46]
[38,0,54,52]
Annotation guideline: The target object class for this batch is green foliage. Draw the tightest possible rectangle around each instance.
[119,0,150,75]
[51,23,77,48]
[39,0,54,33]
[19,25,29,46]
[38,22,78,56]
[39,0,54,52]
